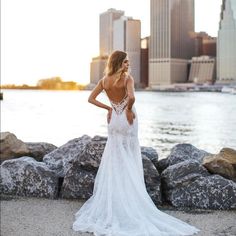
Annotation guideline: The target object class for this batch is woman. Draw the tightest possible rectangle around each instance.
[72,50,200,235]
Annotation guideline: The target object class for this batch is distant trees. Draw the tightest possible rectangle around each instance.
[0,77,86,90]
[0,84,39,89]
[37,76,78,90]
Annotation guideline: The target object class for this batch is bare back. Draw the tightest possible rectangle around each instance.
[102,75,128,104]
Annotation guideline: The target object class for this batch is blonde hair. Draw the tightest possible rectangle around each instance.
[104,50,127,83]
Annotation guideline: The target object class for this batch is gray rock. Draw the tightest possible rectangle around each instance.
[0,132,29,162]
[25,142,57,161]
[167,175,236,210]
[156,158,169,174]
[165,143,211,168]
[60,161,96,199]
[141,146,159,168]
[0,157,58,198]
[60,136,107,199]
[79,135,107,171]
[142,154,162,205]
[162,160,210,189]
[161,160,236,209]
[43,135,91,177]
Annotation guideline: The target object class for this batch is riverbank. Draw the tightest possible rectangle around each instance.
[144,83,236,93]
[1,195,236,236]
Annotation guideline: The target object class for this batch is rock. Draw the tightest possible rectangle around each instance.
[203,148,236,181]
[162,160,210,189]
[78,135,107,171]
[60,136,107,199]
[156,158,169,174]
[161,160,236,209]
[25,142,57,162]
[167,175,236,210]
[141,146,159,168]
[60,161,96,199]
[43,135,92,177]
[0,157,58,198]
[164,143,211,169]
[142,154,162,205]
[0,132,29,162]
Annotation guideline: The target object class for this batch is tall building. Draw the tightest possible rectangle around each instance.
[188,56,216,84]
[90,8,124,86]
[90,56,108,85]
[113,16,141,86]
[149,0,195,87]
[141,37,149,88]
[217,0,236,82]
[193,32,217,57]
[99,8,124,56]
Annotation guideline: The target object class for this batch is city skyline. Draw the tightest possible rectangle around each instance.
[149,0,195,87]
[1,0,222,86]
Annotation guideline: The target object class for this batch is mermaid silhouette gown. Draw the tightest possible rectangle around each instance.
[72,94,200,236]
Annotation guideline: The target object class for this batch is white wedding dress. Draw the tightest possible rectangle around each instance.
[72,95,200,236]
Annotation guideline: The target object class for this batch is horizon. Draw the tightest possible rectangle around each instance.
[1,0,222,86]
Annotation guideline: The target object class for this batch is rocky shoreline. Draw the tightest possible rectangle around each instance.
[1,131,236,210]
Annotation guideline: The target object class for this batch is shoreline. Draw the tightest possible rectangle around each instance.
[1,195,236,236]
[1,82,236,93]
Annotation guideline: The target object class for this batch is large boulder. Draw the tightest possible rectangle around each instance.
[0,157,58,198]
[166,175,236,210]
[142,154,162,205]
[162,160,210,189]
[43,135,92,177]
[203,148,236,181]
[60,161,96,199]
[60,135,106,199]
[161,160,236,209]
[78,135,107,171]
[25,142,57,162]
[0,132,29,162]
[165,143,210,167]
[141,146,159,168]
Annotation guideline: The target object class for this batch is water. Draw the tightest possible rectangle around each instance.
[1,89,236,159]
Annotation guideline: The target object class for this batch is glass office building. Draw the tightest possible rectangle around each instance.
[149,0,195,87]
[217,0,236,82]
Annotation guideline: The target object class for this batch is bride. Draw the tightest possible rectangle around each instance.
[72,50,200,236]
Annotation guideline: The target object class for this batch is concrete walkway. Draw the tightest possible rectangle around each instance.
[1,196,236,236]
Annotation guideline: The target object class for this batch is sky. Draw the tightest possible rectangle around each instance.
[1,0,222,86]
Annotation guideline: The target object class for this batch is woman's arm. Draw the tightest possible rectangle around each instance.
[126,76,135,110]
[88,79,112,111]
[125,76,136,124]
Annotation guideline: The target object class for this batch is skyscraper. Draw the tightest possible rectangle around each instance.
[90,9,124,86]
[149,0,195,87]
[99,8,124,56]
[113,16,141,86]
[217,0,236,82]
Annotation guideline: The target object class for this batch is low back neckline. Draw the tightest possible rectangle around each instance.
[109,95,128,115]
[103,75,128,106]
[107,92,128,105]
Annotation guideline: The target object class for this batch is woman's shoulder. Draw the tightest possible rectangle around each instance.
[125,74,134,86]
[99,76,107,88]
[125,74,134,81]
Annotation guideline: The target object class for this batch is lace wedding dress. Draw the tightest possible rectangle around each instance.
[72,95,200,236]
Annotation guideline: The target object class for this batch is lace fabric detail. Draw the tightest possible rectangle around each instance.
[109,96,128,115]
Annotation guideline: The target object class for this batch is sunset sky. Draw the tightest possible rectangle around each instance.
[1,0,222,86]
